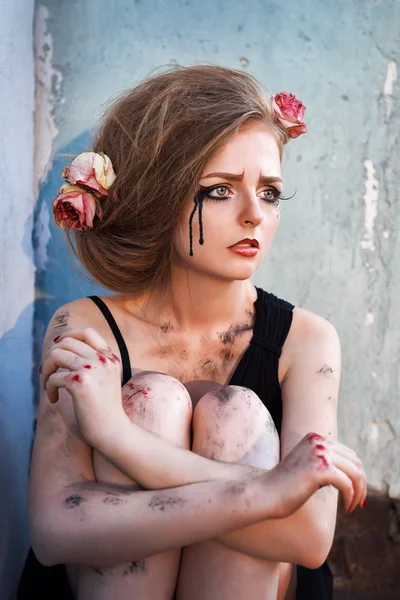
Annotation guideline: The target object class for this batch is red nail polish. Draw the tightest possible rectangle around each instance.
[53,335,61,342]
[362,499,367,508]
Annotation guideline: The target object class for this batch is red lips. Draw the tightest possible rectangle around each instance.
[229,238,259,248]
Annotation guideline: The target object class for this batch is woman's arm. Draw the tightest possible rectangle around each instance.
[29,303,265,568]
[33,304,364,569]
[95,309,349,567]
[217,310,345,567]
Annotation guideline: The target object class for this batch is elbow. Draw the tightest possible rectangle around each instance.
[296,524,333,570]
[298,548,329,570]
[29,508,67,567]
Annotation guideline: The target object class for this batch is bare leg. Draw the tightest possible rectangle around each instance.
[75,371,192,600]
[177,385,285,600]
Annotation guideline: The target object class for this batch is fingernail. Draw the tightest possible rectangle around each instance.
[362,499,367,508]
[53,335,61,342]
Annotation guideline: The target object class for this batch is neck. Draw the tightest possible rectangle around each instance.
[149,267,257,335]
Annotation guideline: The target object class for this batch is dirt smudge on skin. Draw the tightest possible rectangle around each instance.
[148,495,188,511]
[214,386,236,404]
[65,494,86,509]
[220,347,234,367]
[52,310,70,329]
[217,321,253,345]
[316,364,334,377]
[160,322,174,334]
[124,560,148,575]
[103,496,124,506]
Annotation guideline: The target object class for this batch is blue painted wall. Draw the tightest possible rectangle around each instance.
[0,2,35,599]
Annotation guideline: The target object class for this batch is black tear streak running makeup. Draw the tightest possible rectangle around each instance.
[188,192,205,257]
[188,186,297,256]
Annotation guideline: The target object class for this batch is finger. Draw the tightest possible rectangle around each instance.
[330,440,363,468]
[330,454,365,512]
[48,337,99,360]
[41,348,85,388]
[45,370,72,404]
[52,327,112,354]
[327,465,355,512]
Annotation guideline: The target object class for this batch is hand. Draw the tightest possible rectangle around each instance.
[40,327,126,448]
[263,432,366,518]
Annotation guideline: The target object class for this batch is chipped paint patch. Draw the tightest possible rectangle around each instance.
[360,160,379,252]
[383,60,397,117]
[33,200,51,271]
[365,312,374,326]
[34,5,63,200]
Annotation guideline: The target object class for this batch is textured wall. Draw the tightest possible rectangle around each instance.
[0,1,35,599]
[34,0,400,498]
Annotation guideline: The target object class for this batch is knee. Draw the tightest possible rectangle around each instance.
[122,371,192,445]
[194,385,267,425]
[192,385,279,466]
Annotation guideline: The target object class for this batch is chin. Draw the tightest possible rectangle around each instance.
[210,264,257,282]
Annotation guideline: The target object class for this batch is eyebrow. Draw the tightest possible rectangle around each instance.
[199,172,283,185]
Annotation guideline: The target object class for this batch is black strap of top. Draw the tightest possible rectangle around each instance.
[87,295,132,386]
[250,335,282,356]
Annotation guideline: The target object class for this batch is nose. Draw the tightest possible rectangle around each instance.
[239,193,264,228]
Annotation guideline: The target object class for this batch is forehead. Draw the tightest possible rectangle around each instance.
[203,120,282,175]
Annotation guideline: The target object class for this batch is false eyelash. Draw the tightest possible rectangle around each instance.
[279,190,297,201]
[196,184,297,202]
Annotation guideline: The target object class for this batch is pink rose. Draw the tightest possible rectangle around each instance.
[272,92,307,139]
[52,184,101,230]
[61,151,116,197]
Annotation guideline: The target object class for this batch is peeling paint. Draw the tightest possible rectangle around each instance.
[364,312,374,326]
[383,60,397,117]
[360,160,379,252]
[33,200,51,271]
[33,4,63,200]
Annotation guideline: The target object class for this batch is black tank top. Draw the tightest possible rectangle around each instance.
[17,287,332,600]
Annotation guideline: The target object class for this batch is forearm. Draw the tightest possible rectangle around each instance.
[217,488,338,567]
[31,476,270,568]
[97,417,262,489]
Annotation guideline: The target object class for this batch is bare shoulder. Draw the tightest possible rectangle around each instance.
[43,295,126,354]
[289,307,339,346]
[280,306,341,381]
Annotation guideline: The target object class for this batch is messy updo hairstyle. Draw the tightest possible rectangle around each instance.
[65,65,289,293]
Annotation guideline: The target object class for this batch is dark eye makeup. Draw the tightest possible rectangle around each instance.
[197,183,295,204]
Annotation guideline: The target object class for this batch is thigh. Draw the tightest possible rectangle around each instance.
[177,385,282,600]
[74,371,193,600]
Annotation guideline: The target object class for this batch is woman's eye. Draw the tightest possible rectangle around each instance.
[207,185,230,199]
[214,186,229,196]
[261,188,280,202]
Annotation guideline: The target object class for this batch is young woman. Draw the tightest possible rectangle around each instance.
[27,65,366,600]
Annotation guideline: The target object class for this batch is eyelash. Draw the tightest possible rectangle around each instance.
[198,184,291,204]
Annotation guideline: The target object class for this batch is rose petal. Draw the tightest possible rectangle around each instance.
[62,151,116,197]
[52,184,97,230]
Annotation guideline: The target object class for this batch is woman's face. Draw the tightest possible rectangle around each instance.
[173,120,283,282]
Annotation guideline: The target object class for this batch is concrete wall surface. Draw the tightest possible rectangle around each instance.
[0,1,35,599]
[1,0,398,597]
[35,0,400,497]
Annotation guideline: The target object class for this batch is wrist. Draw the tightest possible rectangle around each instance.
[92,410,132,456]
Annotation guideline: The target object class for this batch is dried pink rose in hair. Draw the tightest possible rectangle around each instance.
[52,184,101,230]
[61,151,116,197]
[272,92,307,139]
